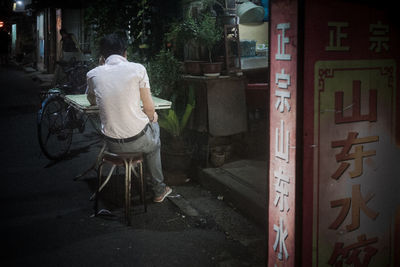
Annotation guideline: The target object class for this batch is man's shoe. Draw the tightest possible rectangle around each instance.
[153,186,172,203]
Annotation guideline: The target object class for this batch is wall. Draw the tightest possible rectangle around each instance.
[239,22,268,46]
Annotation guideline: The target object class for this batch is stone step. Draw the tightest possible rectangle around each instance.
[197,159,268,227]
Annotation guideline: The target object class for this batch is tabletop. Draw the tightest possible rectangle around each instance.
[63,94,172,114]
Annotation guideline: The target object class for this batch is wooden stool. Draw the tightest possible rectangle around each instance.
[94,150,147,225]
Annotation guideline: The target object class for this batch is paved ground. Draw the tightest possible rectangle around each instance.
[0,64,266,267]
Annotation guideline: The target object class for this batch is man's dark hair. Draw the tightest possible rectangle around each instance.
[99,33,128,59]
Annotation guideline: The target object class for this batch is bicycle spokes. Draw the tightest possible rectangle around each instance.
[37,96,73,160]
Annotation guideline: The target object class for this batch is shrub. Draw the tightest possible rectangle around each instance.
[146,49,182,98]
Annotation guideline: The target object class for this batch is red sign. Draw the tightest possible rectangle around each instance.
[268,0,298,266]
[302,1,400,266]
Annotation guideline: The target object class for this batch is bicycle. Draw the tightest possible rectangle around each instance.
[37,59,97,160]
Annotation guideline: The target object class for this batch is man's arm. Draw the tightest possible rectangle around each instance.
[86,78,96,106]
[140,86,157,122]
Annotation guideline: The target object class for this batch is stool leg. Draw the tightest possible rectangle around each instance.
[98,165,116,192]
[139,162,147,212]
[94,162,104,216]
[90,164,117,201]
[75,143,106,181]
[125,160,132,226]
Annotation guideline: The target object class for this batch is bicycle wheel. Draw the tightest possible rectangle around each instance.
[37,95,73,160]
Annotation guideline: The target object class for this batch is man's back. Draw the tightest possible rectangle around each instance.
[87,55,150,139]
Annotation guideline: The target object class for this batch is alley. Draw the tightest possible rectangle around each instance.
[0,64,266,267]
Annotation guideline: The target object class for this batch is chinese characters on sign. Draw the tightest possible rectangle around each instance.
[275,69,291,113]
[313,16,396,265]
[276,23,291,60]
[331,132,378,180]
[269,7,297,264]
[328,87,380,263]
[334,81,377,124]
[329,184,379,231]
[274,166,290,212]
[301,1,399,265]
[369,21,390,53]
[312,14,397,266]
[328,234,379,266]
[276,120,290,162]
[323,21,392,266]
[326,22,350,51]
[326,21,390,53]
[273,217,289,260]
[316,59,395,266]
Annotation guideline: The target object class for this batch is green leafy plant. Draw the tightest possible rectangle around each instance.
[197,13,223,62]
[159,87,196,173]
[84,0,181,62]
[146,49,182,98]
[164,16,203,62]
[158,86,195,139]
[166,17,200,46]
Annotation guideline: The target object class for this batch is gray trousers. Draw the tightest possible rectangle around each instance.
[105,122,166,196]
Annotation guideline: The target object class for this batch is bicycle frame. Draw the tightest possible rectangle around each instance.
[37,60,92,160]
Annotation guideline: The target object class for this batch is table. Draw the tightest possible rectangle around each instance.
[63,94,172,114]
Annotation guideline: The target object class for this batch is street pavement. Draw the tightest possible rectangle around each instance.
[0,64,266,267]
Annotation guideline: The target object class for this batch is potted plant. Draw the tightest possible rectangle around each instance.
[166,2,225,76]
[158,87,196,179]
[197,13,224,76]
[166,17,207,76]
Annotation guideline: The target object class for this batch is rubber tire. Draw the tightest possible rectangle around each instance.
[37,95,73,160]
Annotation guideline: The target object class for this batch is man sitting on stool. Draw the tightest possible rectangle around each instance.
[86,33,172,203]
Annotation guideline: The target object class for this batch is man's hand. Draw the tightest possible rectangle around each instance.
[151,112,158,123]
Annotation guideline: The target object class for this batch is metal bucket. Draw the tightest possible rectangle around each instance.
[237,2,265,24]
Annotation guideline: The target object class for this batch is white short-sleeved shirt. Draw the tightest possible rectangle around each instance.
[86,55,150,139]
